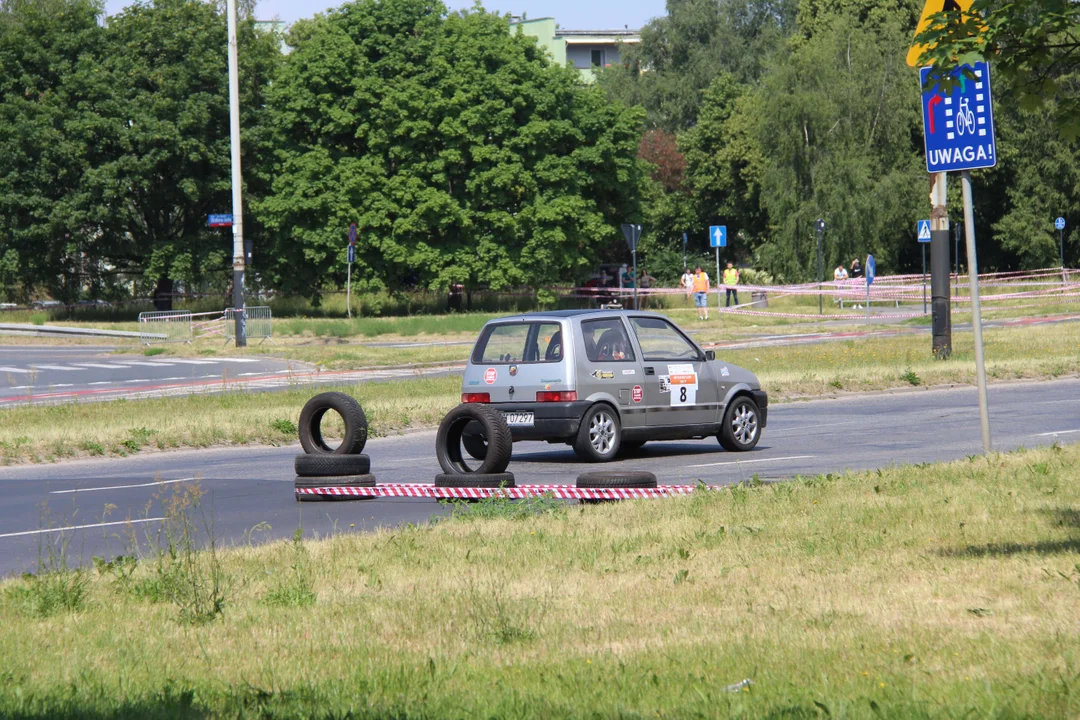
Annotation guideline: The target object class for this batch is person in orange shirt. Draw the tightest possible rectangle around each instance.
[691,266,710,320]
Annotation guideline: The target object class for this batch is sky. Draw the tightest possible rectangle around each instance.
[103,0,668,30]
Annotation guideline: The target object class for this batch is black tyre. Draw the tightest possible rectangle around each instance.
[718,396,761,452]
[294,454,370,477]
[434,473,515,488]
[462,421,488,460]
[298,392,368,455]
[436,404,512,475]
[577,471,657,489]
[572,403,621,462]
[294,474,376,502]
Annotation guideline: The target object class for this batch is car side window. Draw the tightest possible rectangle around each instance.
[473,323,562,364]
[580,319,635,362]
[629,317,700,361]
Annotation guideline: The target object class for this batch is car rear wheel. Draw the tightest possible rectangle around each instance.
[719,396,761,452]
[573,404,621,462]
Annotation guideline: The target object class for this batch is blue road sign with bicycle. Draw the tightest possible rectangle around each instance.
[1056,217,1066,231]
[920,61,996,173]
[709,226,727,248]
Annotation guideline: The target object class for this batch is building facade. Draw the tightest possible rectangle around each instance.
[509,17,640,84]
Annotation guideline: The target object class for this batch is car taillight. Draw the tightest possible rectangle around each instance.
[461,393,490,403]
[536,391,577,402]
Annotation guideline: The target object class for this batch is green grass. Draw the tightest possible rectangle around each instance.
[1,444,1078,717]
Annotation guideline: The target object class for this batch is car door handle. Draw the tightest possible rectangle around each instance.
[644,367,655,375]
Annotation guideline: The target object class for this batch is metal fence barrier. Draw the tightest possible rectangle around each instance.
[225,306,273,344]
[138,310,192,344]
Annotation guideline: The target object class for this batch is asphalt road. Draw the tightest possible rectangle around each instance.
[2,377,1078,576]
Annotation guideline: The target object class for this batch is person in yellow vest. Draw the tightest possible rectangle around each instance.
[722,262,740,307]
[691,265,710,320]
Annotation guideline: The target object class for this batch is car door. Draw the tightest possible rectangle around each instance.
[576,317,646,429]
[627,316,719,427]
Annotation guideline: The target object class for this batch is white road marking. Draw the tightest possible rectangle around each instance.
[118,361,172,367]
[687,454,815,469]
[769,420,862,434]
[166,359,217,365]
[71,363,129,369]
[141,361,177,366]
[50,477,197,495]
[0,366,31,374]
[0,517,165,539]
[1033,429,1080,437]
[215,358,260,363]
[88,381,112,385]
[31,365,79,371]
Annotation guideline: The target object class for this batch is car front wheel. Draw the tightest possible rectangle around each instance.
[718,396,761,452]
[573,404,621,462]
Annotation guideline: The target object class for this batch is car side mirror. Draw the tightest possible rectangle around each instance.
[704,350,715,361]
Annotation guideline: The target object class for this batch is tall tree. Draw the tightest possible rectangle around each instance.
[77,0,280,307]
[259,0,646,300]
[0,0,103,301]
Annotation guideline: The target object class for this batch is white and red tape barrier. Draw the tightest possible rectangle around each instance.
[295,482,701,501]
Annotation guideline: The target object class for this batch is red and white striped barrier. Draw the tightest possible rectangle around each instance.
[295,482,701,501]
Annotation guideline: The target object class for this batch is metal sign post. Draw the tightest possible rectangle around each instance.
[961,171,991,453]
[1057,217,1067,284]
[917,219,931,315]
[709,226,727,312]
[347,223,357,319]
[620,224,642,309]
[865,254,875,324]
[682,232,688,271]
[815,219,825,315]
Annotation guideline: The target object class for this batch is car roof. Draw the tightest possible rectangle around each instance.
[486,309,669,323]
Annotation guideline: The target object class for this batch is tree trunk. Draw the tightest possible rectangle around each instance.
[153,276,173,311]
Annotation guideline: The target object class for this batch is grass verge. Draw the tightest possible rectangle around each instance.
[2,445,1078,717]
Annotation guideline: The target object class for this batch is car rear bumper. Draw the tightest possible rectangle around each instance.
[751,389,768,427]
[487,401,591,440]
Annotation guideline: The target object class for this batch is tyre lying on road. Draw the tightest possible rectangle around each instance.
[459,309,768,462]
[435,403,513,476]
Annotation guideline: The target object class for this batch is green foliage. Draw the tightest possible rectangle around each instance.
[259,0,646,299]
[262,529,316,608]
[269,417,298,435]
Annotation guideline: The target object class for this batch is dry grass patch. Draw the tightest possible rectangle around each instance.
[1,445,1078,717]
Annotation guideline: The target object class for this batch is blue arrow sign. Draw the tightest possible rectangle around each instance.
[866,255,876,286]
[709,226,727,248]
[1056,217,1066,231]
[921,62,996,173]
[917,220,931,243]
[347,245,355,264]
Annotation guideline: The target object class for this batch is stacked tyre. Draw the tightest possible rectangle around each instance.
[435,404,515,488]
[576,470,657,504]
[294,392,373,501]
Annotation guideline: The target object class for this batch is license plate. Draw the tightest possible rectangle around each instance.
[500,411,534,427]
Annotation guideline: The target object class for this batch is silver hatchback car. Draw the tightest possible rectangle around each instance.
[460,309,768,462]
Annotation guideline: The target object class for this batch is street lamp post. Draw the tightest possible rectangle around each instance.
[227,0,246,347]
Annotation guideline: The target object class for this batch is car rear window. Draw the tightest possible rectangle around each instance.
[472,322,563,364]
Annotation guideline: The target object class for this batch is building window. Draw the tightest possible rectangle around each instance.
[591,49,605,67]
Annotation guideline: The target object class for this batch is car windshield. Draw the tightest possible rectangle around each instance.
[472,322,562,364]
[629,317,700,360]
[580,318,635,362]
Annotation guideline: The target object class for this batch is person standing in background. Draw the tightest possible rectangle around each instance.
[833,263,848,307]
[637,267,656,309]
[722,262,740,307]
[691,266,710,320]
[680,267,694,305]
[849,258,864,309]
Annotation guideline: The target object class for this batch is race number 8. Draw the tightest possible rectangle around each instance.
[680,387,687,402]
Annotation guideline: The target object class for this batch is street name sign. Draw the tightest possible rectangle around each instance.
[208,214,233,227]
[920,61,996,173]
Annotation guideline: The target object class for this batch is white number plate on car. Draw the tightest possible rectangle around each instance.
[500,411,534,427]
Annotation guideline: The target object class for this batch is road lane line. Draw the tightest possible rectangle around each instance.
[0,517,165,539]
[166,359,217,365]
[71,363,129,369]
[0,366,31,374]
[31,365,79,371]
[49,477,198,494]
[118,361,173,367]
[687,454,815,469]
[1034,429,1080,437]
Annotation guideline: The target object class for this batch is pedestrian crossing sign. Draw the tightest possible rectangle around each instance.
[917,220,932,242]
